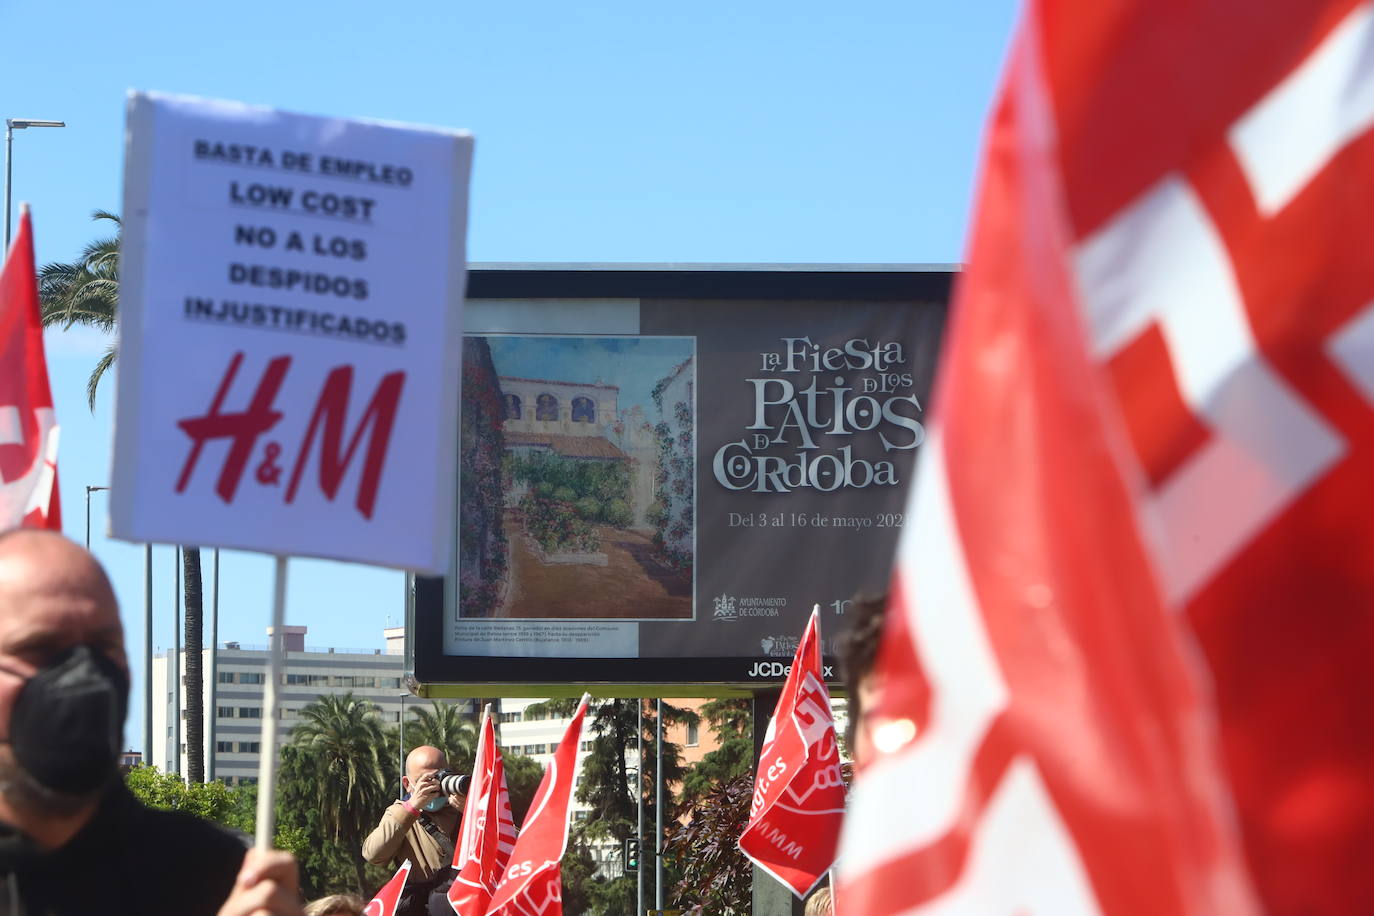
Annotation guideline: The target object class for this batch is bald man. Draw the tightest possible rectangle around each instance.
[362,744,463,916]
[0,528,302,916]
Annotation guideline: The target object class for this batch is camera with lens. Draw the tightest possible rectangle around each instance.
[434,769,470,797]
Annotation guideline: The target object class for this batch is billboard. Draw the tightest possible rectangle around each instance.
[412,265,951,693]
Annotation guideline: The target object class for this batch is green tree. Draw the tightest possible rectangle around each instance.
[276,742,394,899]
[403,700,478,775]
[502,753,545,826]
[285,693,392,894]
[560,833,600,916]
[37,210,119,409]
[123,765,309,860]
[39,210,208,782]
[680,698,752,803]
[125,763,234,822]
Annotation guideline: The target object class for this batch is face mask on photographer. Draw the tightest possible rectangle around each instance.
[3,644,129,796]
[422,796,448,813]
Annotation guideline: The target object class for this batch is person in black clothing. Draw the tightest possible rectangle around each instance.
[0,529,302,915]
[838,592,887,767]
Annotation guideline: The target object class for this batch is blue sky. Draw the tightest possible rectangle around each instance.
[6,0,1018,751]
[488,336,695,418]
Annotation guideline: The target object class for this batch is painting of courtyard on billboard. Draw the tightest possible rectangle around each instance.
[457,335,696,620]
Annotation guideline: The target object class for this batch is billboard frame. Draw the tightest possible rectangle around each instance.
[411,263,955,698]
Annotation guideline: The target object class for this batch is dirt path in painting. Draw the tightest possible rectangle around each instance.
[499,514,692,619]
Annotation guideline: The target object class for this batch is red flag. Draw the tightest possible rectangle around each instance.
[830,0,1374,908]
[738,608,844,898]
[842,0,1374,912]
[448,707,518,916]
[364,860,412,916]
[484,694,590,916]
[0,206,61,530]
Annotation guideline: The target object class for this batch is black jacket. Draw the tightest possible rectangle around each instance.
[0,781,247,915]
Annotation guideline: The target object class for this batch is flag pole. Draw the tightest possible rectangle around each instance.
[208,548,219,782]
[655,697,664,912]
[173,546,181,776]
[456,702,493,871]
[143,544,152,768]
[254,555,288,849]
[637,698,645,916]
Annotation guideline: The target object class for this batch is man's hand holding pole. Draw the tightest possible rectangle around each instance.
[216,849,302,916]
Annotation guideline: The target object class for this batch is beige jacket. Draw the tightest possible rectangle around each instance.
[362,800,461,882]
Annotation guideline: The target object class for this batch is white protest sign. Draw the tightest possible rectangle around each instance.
[111,92,472,572]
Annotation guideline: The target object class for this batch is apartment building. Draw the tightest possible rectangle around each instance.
[492,697,599,815]
[151,624,432,785]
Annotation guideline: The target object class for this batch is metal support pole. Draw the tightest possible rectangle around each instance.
[207,549,219,781]
[398,693,406,794]
[752,691,804,915]
[4,125,13,252]
[143,545,152,767]
[655,698,664,913]
[254,556,288,849]
[84,485,109,551]
[4,118,64,252]
[173,547,181,777]
[637,698,645,916]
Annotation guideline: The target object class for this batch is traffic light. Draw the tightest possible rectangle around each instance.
[624,837,641,872]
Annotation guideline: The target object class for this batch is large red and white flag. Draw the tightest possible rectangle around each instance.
[449,706,518,916]
[0,206,61,531]
[840,0,1374,913]
[364,859,411,916]
[485,694,590,916]
[739,608,844,898]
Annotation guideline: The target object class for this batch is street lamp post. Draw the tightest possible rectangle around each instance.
[4,118,65,251]
[85,485,109,550]
[397,693,408,796]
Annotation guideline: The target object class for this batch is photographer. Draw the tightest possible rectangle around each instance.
[362,745,464,916]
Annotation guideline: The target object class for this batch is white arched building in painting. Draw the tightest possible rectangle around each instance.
[498,376,658,527]
[500,376,622,444]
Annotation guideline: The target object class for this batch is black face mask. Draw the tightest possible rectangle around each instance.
[7,645,129,797]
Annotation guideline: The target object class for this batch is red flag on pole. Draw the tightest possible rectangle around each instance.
[449,707,518,916]
[0,205,61,530]
[484,694,590,916]
[839,0,1374,913]
[364,860,412,916]
[738,608,844,898]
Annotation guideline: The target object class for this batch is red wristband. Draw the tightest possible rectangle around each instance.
[401,799,421,817]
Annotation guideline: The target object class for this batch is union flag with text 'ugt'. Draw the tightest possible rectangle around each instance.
[484,694,589,916]
[448,706,518,916]
[0,206,61,530]
[838,0,1374,913]
[738,608,844,898]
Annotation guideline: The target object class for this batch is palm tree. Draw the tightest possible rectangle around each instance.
[38,210,207,782]
[182,548,204,783]
[289,693,391,893]
[404,700,478,776]
[37,210,119,410]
